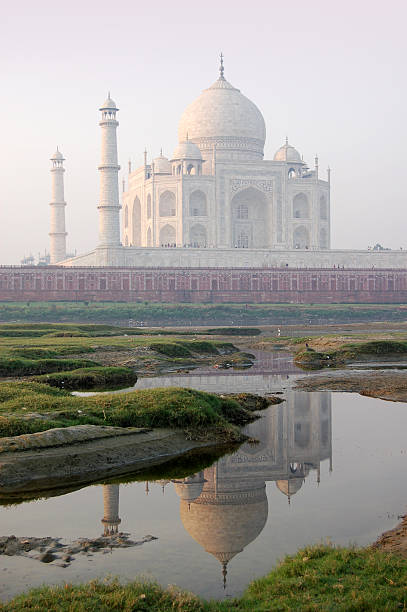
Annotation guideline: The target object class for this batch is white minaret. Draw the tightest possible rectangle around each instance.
[98,94,121,246]
[49,148,67,263]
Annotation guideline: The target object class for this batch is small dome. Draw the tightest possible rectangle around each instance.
[171,140,202,161]
[50,148,64,161]
[276,478,304,497]
[100,94,117,110]
[153,153,171,174]
[173,474,205,502]
[274,140,302,162]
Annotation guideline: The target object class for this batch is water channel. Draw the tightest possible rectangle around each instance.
[1,355,407,601]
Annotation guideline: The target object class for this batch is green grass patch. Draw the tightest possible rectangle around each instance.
[295,339,407,369]
[1,301,407,326]
[0,357,99,377]
[5,545,407,611]
[0,382,257,440]
[33,366,137,390]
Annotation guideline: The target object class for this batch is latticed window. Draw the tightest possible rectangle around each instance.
[237,204,248,219]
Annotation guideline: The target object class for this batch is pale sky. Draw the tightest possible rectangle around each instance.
[0,0,406,264]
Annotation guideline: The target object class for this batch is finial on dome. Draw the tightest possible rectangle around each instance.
[160,147,163,156]
[219,52,225,80]
[186,132,189,141]
[285,136,288,146]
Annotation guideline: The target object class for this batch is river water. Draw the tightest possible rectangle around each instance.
[1,357,407,601]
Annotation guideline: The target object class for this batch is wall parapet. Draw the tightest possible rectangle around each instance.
[0,266,406,304]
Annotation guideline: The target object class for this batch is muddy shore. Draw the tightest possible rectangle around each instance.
[295,369,407,402]
[0,427,229,496]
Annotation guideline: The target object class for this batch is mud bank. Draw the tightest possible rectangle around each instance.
[374,514,407,558]
[0,426,230,495]
[295,370,407,402]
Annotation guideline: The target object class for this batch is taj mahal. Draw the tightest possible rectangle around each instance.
[47,56,407,272]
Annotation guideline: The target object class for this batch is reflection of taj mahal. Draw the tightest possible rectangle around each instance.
[100,392,332,586]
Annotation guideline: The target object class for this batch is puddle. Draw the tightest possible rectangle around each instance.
[1,384,407,601]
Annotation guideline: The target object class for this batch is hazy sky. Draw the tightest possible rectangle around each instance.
[0,0,406,264]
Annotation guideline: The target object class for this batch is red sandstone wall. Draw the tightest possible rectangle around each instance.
[0,266,406,304]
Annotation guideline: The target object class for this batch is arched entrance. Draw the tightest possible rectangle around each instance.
[230,187,269,248]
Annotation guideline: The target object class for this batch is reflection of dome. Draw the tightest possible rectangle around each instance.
[178,69,266,160]
[173,474,205,502]
[153,153,171,173]
[274,139,302,162]
[180,484,268,565]
[276,478,304,497]
[171,140,202,161]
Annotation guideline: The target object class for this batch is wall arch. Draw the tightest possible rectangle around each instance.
[293,193,309,219]
[320,195,328,220]
[124,205,128,228]
[231,187,269,248]
[293,225,309,249]
[147,194,152,219]
[132,197,141,246]
[189,190,207,216]
[190,223,207,247]
[147,226,152,247]
[320,227,328,249]
[159,224,176,245]
[159,191,176,217]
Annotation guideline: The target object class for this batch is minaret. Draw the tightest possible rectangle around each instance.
[101,484,121,536]
[49,148,67,263]
[98,94,121,246]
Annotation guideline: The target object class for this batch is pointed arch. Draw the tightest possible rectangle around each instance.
[159,191,176,217]
[293,225,309,249]
[320,226,328,249]
[320,195,328,220]
[132,197,141,246]
[189,190,207,216]
[293,193,309,219]
[159,224,176,245]
[147,226,152,247]
[147,194,152,219]
[190,223,207,247]
[231,187,269,248]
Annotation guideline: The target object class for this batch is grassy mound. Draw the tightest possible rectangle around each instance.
[295,339,407,369]
[5,545,407,611]
[149,340,224,358]
[0,382,258,440]
[33,366,137,390]
[0,357,99,377]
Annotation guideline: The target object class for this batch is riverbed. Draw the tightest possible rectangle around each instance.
[1,353,407,602]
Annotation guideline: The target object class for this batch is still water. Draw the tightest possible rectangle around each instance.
[1,367,407,601]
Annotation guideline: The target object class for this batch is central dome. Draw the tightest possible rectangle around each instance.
[178,71,266,161]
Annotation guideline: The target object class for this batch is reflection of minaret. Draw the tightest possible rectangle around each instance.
[101,484,121,536]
